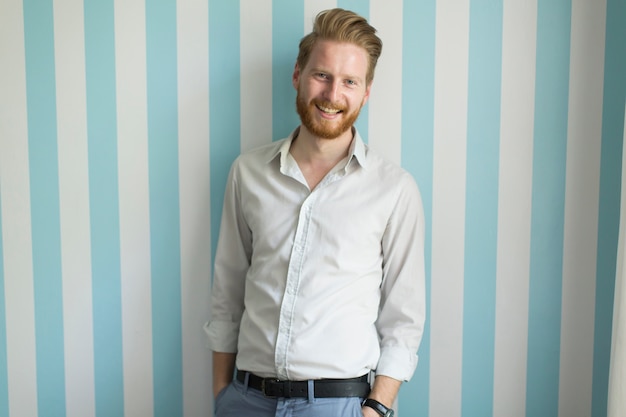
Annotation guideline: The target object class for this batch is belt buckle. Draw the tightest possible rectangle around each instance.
[261,378,281,398]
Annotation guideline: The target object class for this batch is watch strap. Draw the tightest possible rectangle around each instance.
[362,398,393,417]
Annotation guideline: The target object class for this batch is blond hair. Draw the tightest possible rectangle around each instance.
[297,8,382,85]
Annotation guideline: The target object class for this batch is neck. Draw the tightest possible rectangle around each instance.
[289,126,354,190]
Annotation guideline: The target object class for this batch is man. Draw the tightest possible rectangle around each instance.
[205,8,425,417]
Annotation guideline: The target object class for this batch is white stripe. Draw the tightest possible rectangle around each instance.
[0,1,38,416]
[303,0,336,34]
[368,0,403,166]
[492,1,537,416]
[178,0,211,416]
[114,0,154,416]
[240,0,273,151]
[52,1,96,416]
[558,0,606,415]
[429,1,469,416]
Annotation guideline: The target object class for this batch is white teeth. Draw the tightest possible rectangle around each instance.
[318,105,341,114]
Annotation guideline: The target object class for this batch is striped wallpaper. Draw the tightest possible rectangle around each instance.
[0,0,624,417]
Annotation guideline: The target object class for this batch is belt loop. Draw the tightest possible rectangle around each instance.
[307,380,315,403]
[243,372,250,395]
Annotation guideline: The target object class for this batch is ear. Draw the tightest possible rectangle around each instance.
[292,63,301,90]
[362,82,373,105]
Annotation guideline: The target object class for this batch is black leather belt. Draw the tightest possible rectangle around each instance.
[236,370,371,398]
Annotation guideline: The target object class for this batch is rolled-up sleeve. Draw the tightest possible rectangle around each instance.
[375,173,426,381]
[204,159,252,353]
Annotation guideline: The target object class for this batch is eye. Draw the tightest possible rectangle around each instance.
[316,72,329,80]
[345,79,357,86]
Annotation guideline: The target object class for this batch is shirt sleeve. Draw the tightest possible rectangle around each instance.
[204,159,252,353]
[375,172,426,381]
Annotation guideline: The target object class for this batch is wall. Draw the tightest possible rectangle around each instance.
[0,0,624,417]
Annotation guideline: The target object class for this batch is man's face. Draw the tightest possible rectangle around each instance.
[293,40,371,140]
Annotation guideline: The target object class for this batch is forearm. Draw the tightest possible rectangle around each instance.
[362,375,401,416]
[212,351,236,398]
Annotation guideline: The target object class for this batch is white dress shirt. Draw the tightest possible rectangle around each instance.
[205,128,425,382]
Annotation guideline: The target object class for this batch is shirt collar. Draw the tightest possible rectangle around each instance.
[269,126,369,170]
[349,128,368,169]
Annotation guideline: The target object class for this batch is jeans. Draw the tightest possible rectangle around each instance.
[214,378,365,417]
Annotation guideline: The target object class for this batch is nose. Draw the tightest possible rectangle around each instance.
[323,79,340,103]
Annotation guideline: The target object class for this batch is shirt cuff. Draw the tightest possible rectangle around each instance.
[375,345,419,382]
[203,320,239,352]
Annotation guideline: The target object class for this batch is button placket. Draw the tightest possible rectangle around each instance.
[274,193,316,380]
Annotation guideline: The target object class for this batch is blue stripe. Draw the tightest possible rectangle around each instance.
[461,2,503,416]
[84,0,125,415]
[0,198,8,417]
[272,0,302,141]
[337,0,369,143]
[22,1,67,415]
[592,0,625,415]
[526,0,572,415]
[209,0,242,265]
[399,0,435,415]
[145,1,183,415]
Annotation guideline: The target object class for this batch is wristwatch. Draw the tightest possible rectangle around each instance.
[362,398,395,417]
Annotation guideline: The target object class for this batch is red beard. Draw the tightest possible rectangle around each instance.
[296,89,362,139]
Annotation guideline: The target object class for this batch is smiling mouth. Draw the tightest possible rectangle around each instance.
[316,104,343,115]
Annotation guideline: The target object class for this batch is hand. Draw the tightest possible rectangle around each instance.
[362,405,380,417]
[213,382,229,399]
